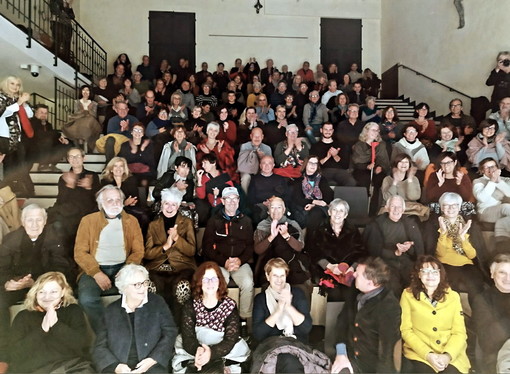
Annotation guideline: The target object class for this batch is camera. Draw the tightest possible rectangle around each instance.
[30,64,40,77]
[502,59,510,67]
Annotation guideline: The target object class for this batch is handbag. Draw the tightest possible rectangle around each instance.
[237,149,259,174]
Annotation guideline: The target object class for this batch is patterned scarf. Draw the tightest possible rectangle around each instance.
[302,172,322,200]
[443,215,466,255]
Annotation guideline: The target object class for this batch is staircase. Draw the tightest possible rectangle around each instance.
[26,154,107,209]
[375,97,417,122]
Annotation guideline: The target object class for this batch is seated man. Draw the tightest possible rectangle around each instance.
[153,156,195,205]
[472,252,510,373]
[202,187,254,327]
[136,89,158,126]
[321,79,343,108]
[238,127,272,194]
[303,90,328,144]
[0,204,74,363]
[332,257,401,374]
[48,147,100,249]
[310,122,356,186]
[347,81,366,106]
[439,98,476,137]
[103,100,139,163]
[363,195,424,295]
[74,185,144,332]
[264,105,288,151]
[336,103,365,169]
[29,103,70,171]
[489,97,510,138]
[269,80,288,108]
[473,157,510,250]
[248,155,289,224]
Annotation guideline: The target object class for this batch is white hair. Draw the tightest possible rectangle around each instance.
[160,187,183,205]
[115,264,149,294]
[21,204,47,223]
[96,185,125,211]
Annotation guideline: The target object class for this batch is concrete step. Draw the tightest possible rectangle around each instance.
[23,197,57,209]
[30,172,62,184]
[34,184,59,196]
[55,162,104,173]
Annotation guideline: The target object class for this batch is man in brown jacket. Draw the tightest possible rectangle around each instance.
[74,185,144,332]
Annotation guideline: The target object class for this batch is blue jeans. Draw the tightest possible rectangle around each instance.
[305,124,321,144]
[78,263,124,333]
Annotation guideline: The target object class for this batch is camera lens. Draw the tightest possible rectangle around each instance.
[503,59,510,67]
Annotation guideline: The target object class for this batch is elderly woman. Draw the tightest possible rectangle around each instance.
[306,199,366,298]
[254,197,310,294]
[360,96,382,123]
[423,192,486,305]
[172,261,250,373]
[352,122,390,212]
[9,272,93,373]
[196,122,238,183]
[169,92,189,125]
[400,255,470,374]
[145,188,196,324]
[290,155,334,230]
[273,124,310,178]
[252,258,329,374]
[157,125,197,179]
[425,151,475,216]
[467,119,510,173]
[381,153,429,220]
[93,264,177,373]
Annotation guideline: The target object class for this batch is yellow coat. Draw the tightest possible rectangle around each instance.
[436,231,476,267]
[400,288,470,373]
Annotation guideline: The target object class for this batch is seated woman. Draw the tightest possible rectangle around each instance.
[254,197,310,297]
[409,102,437,148]
[100,156,150,233]
[154,78,171,107]
[63,84,102,153]
[423,192,487,305]
[195,83,218,108]
[252,258,329,374]
[157,125,197,179]
[273,124,310,178]
[467,119,510,175]
[172,261,250,373]
[145,188,196,324]
[93,264,177,373]
[184,106,207,146]
[118,122,156,186]
[196,122,238,183]
[379,105,404,156]
[429,123,467,166]
[360,96,382,123]
[290,155,333,230]
[119,77,141,113]
[400,255,470,374]
[195,153,234,226]
[9,272,94,373]
[216,105,237,146]
[168,92,189,125]
[380,153,429,221]
[306,198,366,300]
[352,122,390,213]
[329,92,349,126]
[424,151,475,216]
[392,124,430,173]
[146,108,172,164]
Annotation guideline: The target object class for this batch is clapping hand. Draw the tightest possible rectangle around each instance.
[459,219,472,241]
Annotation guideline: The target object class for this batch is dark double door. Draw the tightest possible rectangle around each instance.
[321,18,362,76]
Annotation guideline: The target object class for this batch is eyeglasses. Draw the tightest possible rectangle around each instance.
[484,164,498,170]
[68,154,83,159]
[132,128,144,133]
[131,280,150,289]
[440,160,454,166]
[442,203,459,210]
[450,104,462,108]
[310,95,319,98]
[484,126,497,131]
[202,276,219,284]
[223,196,239,202]
[420,268,440,276]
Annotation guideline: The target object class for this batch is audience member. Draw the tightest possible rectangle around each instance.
[118,122,156,185]
[489,97,510,137]
[303,90,328,144]
[429,123,467,166]
[74,185,144,332]
[136,55,156,82]
[329,92,349,125]
[274,124,309,177]
[379,105,404,155]
[103,100,138,163]
[486,51,510,112]
[157,125,196,179]
[409,102,437,148]
[346,62,362,84]
[392,124,430,172]
[439,98,476,137]
[136,89,158,125]
[467,119,510,173]
[238,127,271,194]
[153,156,195,205]
[336,103,364,169]
[184,105,207,145]
[347,81,366,105]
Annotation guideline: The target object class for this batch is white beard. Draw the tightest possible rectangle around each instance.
[104,206,123,218]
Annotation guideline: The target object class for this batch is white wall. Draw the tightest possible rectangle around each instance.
[75,0,382,76]
[381,0,510,115]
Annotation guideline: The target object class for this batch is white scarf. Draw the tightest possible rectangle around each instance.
[265,283,295,338]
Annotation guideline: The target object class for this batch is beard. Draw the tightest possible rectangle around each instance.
[104,205,123,218]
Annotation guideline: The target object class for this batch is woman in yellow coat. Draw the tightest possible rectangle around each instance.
[400,255,470,373]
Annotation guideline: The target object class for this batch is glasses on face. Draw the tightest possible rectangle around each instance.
[224,196,239,203]
[132,128,144,133]
[308,161,319,165]
[68,154,83,160]
[484,126,497,131]
[450,104,462,108]
[440,160,454,166]
[348,109,358,113]
[406,129,418,134]
[131,280,150,289]
[310,95,319,98]
[484,164,498,171]
[442,203,459,210]
[202,276,219,284]
[420,268,440,276]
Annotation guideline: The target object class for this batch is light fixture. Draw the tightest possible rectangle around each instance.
[254,0,263,14]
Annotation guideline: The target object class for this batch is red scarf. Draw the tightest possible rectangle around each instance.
[18,105,34,138]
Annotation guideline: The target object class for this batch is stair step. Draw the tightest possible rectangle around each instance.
[30,173,62,184]
[55,162,105,173]
[34,185,59,196]
[23,197,57,209]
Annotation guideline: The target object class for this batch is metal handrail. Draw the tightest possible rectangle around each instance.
[397,63,472,99]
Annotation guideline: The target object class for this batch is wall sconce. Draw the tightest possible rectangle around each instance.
[254,0,263,14]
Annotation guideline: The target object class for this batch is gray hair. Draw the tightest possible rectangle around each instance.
[439,192,462,208]
[328,198,350,216]
[160,187,183,205]
[490,253,510,275]
[206,122,220,132]
[385,195,406,211]
[21,203,47,223]
[115,264,149,294]
[96,185,125,211]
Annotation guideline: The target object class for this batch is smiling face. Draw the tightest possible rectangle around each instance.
[396,157,410,173]
[305,157,319,175]
[112,161,125,178]
[124,270,149,306]
[101,188,124,218]
[7,77,21,96]
[419,263,441,291]
[387,197,404,222]
[329,203,347,226]
[132,125,144,140]
[81,87,90,99]
[161,199,179,218]
[250,128,263,146]
[492,262,510,293]
[482,159,499,179]
[67,149,84,169]
[404,127,418,142]
[440,127,454,141]
[416,106,428,117]
[267,266,287,293]
[206,125,219,140]
[276,106,286,120]
[22,208,46,239]
[269,199,285,221]
[260,156,274,176]
[222,193,240,216]
[441,201,460,219]
[36,280,64,311]
[219,107,228,121]
[439,156,456,176]
[482,124,497,138]
[202,268,220,298]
